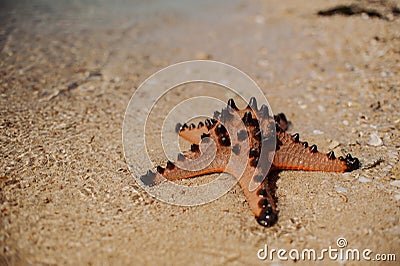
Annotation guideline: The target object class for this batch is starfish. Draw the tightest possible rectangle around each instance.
[140,97,360,227]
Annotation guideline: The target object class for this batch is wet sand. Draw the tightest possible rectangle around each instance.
[1,0,399,265]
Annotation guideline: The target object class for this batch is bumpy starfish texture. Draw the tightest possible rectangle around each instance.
[140,97,360,227]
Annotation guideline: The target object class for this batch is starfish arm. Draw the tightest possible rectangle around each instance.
[139,142,230,186]
[141,117,233,186]
[176,122,210,145]
[237,166,279,227]
[273,131,360,172]
[176,100,274,146]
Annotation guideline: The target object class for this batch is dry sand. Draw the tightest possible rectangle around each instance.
[1,0,399,265]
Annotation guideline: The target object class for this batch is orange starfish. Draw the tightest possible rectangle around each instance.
[140,97,360,227]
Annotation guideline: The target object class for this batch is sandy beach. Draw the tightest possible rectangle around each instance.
[1,0,399,265]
